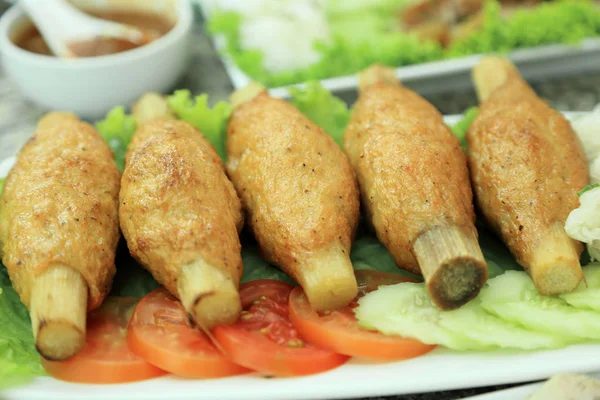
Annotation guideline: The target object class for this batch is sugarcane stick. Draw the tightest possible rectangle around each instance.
[529,222,582,296]
[358,64,399,91]
[294,246,358,312]
[30,265,87,361]
[177,258,241,329]
[132,92,176,126]
[472,56,519,102]
[413,227,488,310]
[230,82,266,108]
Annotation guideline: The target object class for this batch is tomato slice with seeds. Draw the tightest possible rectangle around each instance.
[213,280,349,377]
[289,270,436,360]
[42,297,167,384]
[127,288,250,378]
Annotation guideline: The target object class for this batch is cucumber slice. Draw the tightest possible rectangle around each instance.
[481,271,600,341]
[439,301,566,350]
[560,264,600,312]
[357,278,568,350]
[355,283,474,350]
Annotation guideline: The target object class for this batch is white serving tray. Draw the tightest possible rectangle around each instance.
[215,38,600,99]
[2,113,600,400]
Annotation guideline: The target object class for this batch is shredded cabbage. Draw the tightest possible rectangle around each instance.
[565,186,600,260]
[572,105,600,163]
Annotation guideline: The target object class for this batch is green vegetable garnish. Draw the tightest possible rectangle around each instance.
[0,267,46,388]
[578,183,600,196]
[95,107,137,171]
[288,81,351,145]
[0,178,4,195]
[167,90,233,159]
[451,107,479,149]
[209,0,600,88]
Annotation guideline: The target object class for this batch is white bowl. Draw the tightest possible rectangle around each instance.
[0,0,193,120]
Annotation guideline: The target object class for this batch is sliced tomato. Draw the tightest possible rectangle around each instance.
[127,287,249,378]
[289,270,436,360]
[213,279,349,377]
[41,297,167,384]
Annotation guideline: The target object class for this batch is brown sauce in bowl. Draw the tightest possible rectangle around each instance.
[13,9,174,57]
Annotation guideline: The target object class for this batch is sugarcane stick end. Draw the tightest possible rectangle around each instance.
[529,223,583,296]
[30,265,87,361]
[472,56,519,102]
[295,247,358,312]
[37,112,79,131]
[36,321,86,361]
[177,259,241,329]
[230,83,266,108]
[413,226,488,310]
[359,64,400,92]
[132,92,176,126]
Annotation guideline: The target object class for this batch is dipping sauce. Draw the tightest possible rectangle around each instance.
[12,9,174,57]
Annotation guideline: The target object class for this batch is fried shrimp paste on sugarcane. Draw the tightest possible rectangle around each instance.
[120,129,244,329]
[226,84,360,312]
[343,65,487,310]
[467,56,588,296]
[0,112,120,361]
[124,118,243,233]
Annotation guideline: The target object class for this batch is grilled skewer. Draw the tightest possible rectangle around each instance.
[226,83,361,311]
[0,112,120,360]
[343,65,488,310]
[467,56,588,295]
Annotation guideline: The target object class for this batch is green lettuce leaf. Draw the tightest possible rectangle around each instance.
[288,81,351,145]
[108,244,160,298]
[451,106,478,148]
[350,236,423,280]
[0,178,4,194]
[95,107,137,171]
[167,90,233,159]
[0,266,46,388]
[240,249,296,286]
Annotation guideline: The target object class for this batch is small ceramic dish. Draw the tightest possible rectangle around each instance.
[0,0,193,119]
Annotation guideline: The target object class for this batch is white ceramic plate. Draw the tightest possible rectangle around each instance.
[460,372,600,400]
[3,345,600,400]
[2,114,600,400]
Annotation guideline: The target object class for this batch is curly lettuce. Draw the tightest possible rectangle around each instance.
[288,81,351,145]
[95,107,137,171]
[167,90,233,159]
[209,0,600,88]
[0,267,46,388]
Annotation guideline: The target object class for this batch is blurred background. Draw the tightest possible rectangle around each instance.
[3,0,600,165]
